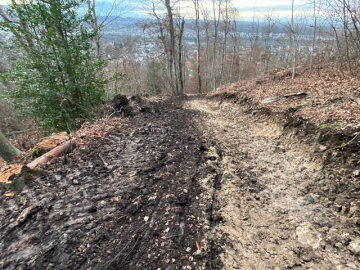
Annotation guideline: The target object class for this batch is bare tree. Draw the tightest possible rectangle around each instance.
[290,0,296,79]
[192,0,202,93]
[86,0,132,59]
[200,4,212,91]
[261,12,276,72]
[218,0,230,89]
[228,16,240,83]
[210,0,222,91]
[309,0,318,74]
[322,0,360,74]
[141,0,185,95]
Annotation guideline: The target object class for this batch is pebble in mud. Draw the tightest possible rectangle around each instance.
[348,238,360,255]
[72,179,79,185]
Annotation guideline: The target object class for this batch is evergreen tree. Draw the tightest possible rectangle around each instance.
[0,0,107,132]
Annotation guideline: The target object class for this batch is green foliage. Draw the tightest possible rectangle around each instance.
[0,0,107,132]
[318,122,342,130]
[29,147,43,158]
[145,60,164,96]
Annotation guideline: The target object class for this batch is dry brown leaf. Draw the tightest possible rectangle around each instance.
[4,192,15,197]
[113,196,121,202]
[196,241,207,251]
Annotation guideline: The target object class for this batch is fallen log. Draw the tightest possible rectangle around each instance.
[30,131,68,158]
[27,139,76,169]
[262,92,307,104]
[1,139,76,195]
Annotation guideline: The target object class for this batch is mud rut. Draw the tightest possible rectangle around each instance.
[186,99,360,270]
[1,97,359,270]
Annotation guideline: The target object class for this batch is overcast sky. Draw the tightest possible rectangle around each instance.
[0,0,310,20]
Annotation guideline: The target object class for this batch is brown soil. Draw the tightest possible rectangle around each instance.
[186,98,360,270]
[1,96,359,270]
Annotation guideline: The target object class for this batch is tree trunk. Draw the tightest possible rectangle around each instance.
[0,130,22,163]
[342,0,353,74]
[87,0,101,59]
[165,0,178,95]
[291,0,296,79]
[211,0,220,91]
[309,0,317,75]
[193,0,202,94]
[219,0,229,89]
[178,17,185,95]
[204,17,211,91]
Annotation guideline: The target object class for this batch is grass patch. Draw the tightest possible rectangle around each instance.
[318,122,343,130]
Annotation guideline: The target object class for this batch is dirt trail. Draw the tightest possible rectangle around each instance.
[0,97,359,270]
[185,98,360,270]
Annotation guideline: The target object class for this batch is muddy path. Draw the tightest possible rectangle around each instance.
[185,99,360,270]
[1,97,359,269]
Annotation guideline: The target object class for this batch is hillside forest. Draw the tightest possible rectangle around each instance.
[1,0,360,269]
[0,0,360,140]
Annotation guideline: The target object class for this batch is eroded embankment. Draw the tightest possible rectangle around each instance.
[185,97,360,270]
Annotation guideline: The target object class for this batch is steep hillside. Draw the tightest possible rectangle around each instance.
[1,71,360,269]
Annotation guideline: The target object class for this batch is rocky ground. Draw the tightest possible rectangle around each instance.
[1,95,359,269]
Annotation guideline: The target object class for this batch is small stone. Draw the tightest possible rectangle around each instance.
[348,238,360,255]
[335,242,343,249]
[347,263,358,268]
[356,218,360,226]
[88,205,97,213]
[186,247,192,252]
[296,222,322,249]
[349,200,360,216]
[303,194,316,205]
[72,179,79,185]
[193,250,206,258]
